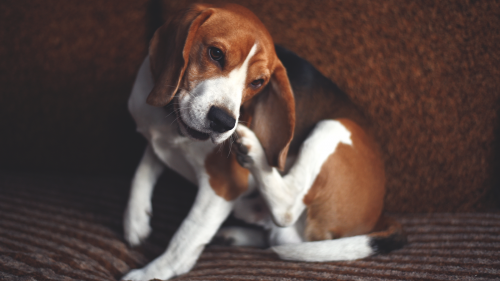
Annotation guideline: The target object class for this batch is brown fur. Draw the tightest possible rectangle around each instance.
[3,0,499,212]
[183,4,296,171]
[244,60,296,170]
[150,3,296,171]
[370,216,403,238]
[148,4,214,106]
[205,142,250,201]
[303,119,385,241]
[149,3,395,243]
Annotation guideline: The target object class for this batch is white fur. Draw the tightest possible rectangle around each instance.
[123,49,368,280]
[123,145,164,246]
[123,181,234,280]
[178,43,258,144]
[228,186,305,247]
[268,224,303,247]
[272,235,374,262]
[215,227,267,247]
[236,120,352,227]
[123,45,259,280]
[235,122,376,263]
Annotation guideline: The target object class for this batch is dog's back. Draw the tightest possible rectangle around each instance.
[275,45,370,156]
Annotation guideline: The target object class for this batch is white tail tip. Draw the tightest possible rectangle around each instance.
[271,235,374,262]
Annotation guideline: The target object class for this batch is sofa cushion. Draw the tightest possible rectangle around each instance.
[1,172,499,280]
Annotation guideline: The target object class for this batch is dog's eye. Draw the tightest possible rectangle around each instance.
[250,79,264,89]
[209,47,224,61]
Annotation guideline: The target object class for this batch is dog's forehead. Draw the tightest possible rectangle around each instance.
[196,6,276,65]
[209,4,268,32]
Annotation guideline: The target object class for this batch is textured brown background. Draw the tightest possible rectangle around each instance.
[2,172,500,280]
[1,0,499,212]
[0,0,150,176]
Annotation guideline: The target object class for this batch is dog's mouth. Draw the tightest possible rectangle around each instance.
[173,103,210,141]
[178,116,210,141]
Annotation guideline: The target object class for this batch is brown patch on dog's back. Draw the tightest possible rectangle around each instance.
[206,142,250,201]
[303,119,386,241]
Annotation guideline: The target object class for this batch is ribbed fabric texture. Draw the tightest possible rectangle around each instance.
[1,172,499,280]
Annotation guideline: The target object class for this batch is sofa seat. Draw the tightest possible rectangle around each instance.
[1,172,499,281]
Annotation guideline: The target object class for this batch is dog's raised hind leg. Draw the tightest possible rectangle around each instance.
[235,121,352,228]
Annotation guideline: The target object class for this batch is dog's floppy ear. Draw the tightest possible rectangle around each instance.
[147,4,214,106]
[249,60,295,171]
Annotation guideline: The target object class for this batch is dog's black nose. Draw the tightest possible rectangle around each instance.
[207,106,236,133]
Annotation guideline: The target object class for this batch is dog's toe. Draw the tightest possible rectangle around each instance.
[236,153,254,168]
[213,227,267,248]
[123,204,152,246]
[122,263,174,281]
[234,124,267,169]
[210,235,236,246]
[236,141,249,155]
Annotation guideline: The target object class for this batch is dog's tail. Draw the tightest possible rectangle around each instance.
[271,217,406,262]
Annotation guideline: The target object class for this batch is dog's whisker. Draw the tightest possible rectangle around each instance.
[172,100,196,110]
[165,108,181,117]
[163,84,190,92]
[227,135,235,158]
[164,107,183,119]
[170,115,182,125]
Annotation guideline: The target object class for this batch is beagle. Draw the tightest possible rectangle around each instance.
[122,3,405,280]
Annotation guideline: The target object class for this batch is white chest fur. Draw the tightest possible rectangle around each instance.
[128,56,218,184]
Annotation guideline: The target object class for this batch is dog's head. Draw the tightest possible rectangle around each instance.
[147,3,294,170]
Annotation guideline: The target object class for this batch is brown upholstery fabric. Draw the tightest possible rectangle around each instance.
[0,0,150,176]
[1,0,499,212]
[1,172,500,280]
[1,1,500,279]
[160,0,500,212]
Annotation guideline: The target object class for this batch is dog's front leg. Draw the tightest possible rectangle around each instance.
[122,173,234,281]
[124,144,164,246]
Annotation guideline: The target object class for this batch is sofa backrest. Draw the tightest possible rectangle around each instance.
[1,0,499,212]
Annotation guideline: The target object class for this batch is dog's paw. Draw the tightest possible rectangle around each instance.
[234,124,266,169]
[121,268,149,281]
[123,201,152,247]
[121,263,174,281]
[210,230,236,246]
[212,227,267,247]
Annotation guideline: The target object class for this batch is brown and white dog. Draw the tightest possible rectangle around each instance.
[122,3,405,280]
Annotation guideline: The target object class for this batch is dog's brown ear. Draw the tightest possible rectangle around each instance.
[249,60,295,171]
[147,4,214,106]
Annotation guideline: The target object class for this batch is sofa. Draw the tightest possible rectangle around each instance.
[1,0,499,280]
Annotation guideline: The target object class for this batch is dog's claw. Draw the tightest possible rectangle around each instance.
[210,235,236,246]
[233,124,263,169]
[233,127,253,168]
[236,142,249,154]
[236,153,254,167]
[121,263,174,281]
